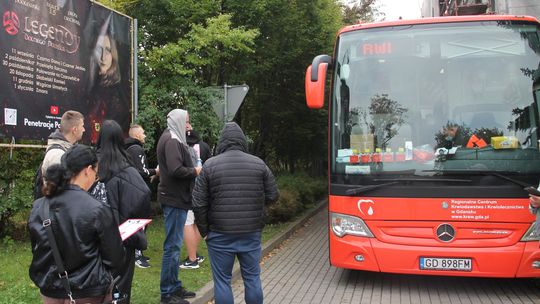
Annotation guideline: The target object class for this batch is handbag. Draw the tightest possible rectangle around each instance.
[39,198,126,304]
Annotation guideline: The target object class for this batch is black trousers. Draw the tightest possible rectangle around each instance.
[117,248,135,304]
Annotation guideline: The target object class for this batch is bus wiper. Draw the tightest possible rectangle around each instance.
[345,178,471,196]
[346,182,399,196]
[422,169,528,188]
[373,178,471,183]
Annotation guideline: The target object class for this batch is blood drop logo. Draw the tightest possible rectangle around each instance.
[357,199,375,216]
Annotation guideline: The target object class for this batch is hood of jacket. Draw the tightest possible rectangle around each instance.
[125,137,142,149]
[216,122,248,154]
[167,109,187,144]
[46,130,72,150]
[186,129,201,146]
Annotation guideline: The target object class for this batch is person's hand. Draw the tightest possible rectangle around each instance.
[195,166,202,176]
[155,167,160,176]
[530,194,540,208]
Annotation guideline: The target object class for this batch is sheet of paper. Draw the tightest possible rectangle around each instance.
[118,219,152,241]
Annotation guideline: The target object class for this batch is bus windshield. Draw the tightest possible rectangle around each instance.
[331,21,540,196]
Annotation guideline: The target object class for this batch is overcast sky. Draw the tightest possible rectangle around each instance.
[378,0,423,21]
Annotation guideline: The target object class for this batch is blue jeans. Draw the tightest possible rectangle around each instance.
[206,232,263,304]
[160,205,187,296]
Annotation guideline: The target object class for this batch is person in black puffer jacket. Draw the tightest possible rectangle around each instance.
[192,122,279,304]
[97,120,152,304]
[28,145,125,303]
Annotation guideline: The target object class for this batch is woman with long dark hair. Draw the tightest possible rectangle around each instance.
[28,145,125,303]
[96,120,151,303]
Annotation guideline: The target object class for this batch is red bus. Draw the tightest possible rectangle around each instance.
[306,15,540,277]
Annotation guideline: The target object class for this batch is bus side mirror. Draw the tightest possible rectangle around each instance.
[305,55,332,109]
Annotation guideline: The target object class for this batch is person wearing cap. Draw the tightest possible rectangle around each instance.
[180,127,212,270]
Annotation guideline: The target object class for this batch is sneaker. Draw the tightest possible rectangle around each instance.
[196,255,205,263]
[135,257,151,268]
[160,294,189,304]
[179,258,199,269]
[141,255,151,262]
[172,287,196,299]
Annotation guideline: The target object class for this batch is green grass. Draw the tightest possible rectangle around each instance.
[0,216,290,304]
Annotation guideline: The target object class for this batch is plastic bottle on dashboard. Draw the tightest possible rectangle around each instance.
[361,149,371,164]
[372,148,382,163]
[383,148,394,162]
[395,147,405,162]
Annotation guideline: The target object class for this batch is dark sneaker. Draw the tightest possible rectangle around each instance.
[141,255,150,261]
[135,257,151,268]
[160,294,189,304]
[179,258,199,269]
[196,255,205,263]
[173,287,196,299]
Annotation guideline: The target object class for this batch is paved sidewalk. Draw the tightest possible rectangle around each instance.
[228,206,540,304]
[191,200,327,304]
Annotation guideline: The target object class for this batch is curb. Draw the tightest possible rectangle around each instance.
[190,199,328,304]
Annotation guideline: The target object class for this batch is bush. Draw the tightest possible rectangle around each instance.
[266,174,326,224]
[266,189,302,223]
[0,146,43,238]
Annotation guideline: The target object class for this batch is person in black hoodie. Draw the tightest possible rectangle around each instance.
[97,120,152,303]
[192,122,279,304]
[125,124,158,268]
[125,124,159,183]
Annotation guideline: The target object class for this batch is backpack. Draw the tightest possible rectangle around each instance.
[33,144,67,200]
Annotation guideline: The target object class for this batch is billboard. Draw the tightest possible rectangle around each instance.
[0,0,133,143]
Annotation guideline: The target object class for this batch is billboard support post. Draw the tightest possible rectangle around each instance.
[133,18,139,121]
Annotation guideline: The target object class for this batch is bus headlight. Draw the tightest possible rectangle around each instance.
[521,222,539,241]
[331,212,374,238]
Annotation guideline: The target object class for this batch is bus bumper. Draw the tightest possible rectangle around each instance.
[329,233,540,277]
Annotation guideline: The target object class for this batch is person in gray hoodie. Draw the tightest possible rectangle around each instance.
[41,110,85,175]
[157,109,200,304]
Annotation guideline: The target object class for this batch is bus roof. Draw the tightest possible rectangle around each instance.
[339,15,540,35]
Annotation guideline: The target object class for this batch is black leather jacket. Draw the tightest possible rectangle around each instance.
[28,185,125,299]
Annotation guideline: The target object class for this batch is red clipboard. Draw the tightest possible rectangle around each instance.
[118,219,152,241]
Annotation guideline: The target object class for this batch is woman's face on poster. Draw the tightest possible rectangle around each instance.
[95,34,113,75]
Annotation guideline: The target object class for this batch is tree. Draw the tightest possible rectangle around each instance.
[138,13,258,150]
[146,14,259,86]
[221,0,342,173]
[341,0,383,25]
[368,94,408,147]
[97,0,346,175]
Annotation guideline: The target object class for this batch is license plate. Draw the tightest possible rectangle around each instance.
[419,257,472,271]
